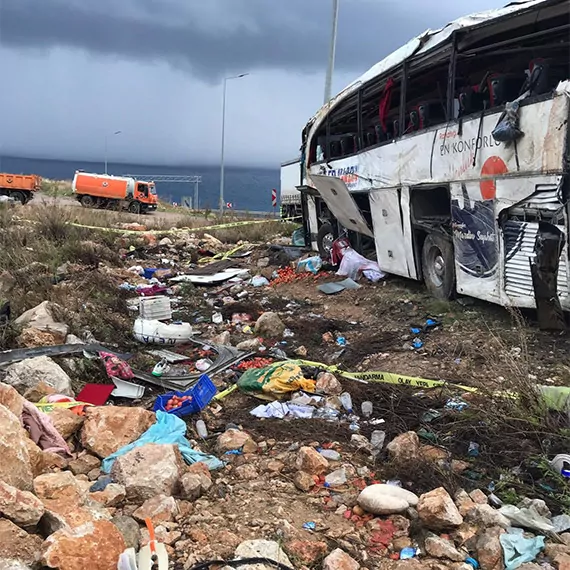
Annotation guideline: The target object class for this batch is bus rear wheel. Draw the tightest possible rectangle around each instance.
[422,233,455,300]
[317,222,334,261]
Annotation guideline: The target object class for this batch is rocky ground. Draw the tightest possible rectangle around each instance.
[0,202,568,570]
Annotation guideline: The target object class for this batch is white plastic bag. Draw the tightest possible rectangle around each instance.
[337,248,385,282]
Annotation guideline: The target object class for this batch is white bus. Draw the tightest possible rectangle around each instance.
[298,0,570,321]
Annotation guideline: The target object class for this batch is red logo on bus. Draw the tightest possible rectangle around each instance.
[480,156,508,200]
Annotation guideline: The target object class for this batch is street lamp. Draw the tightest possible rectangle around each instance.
[104,130,122,174]
[324,0,340,105]
[219,73,249,216]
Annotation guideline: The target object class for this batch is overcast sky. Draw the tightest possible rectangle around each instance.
[0,0,506,168]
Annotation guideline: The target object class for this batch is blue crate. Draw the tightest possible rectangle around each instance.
[153,374,217,417]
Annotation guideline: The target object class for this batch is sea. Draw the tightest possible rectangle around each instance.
[0,156,280,213]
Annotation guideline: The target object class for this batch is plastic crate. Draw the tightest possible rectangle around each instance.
[153,374,217,417]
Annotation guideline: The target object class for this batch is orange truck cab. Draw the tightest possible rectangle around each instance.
[0,173,42,204]
[72,172,158,214]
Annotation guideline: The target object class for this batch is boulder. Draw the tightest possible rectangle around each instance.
[110,443,185,502]
[41,521,126,570]
[111,515,140,550]
[23,438,48,478]
[454,489,476,517]
[17,328,65,348]
[50,408,84,440]
[0,405,34,491]
[236,338,262,352]
[34,472,85,504]
[386,431,420,462]
[212,331,232,346]
[0,480,45,526]
[357,484,419,515]
[476,527,504,570]
[216,429,256,453]
[89,483,126,507]
[0,518,43,567]
[294,471,316,492]
[315,372,343,395]
[295,446,329,475]
[254,312,286,338]
[68,455,101,476]
[235,464,259,480]
[469,489,488,504]
[417,487,464,530]
[80,407,155,458]
[322,548,360,570]
[235,539,293,569]
[0,382,25,416]
[3,357,72,396]
[424,535,466,562]
[23,380,58,403]
[133,495,178,524]
[465,504,510,529]
[15,301,68,343]
[180,471,211,501]
[285,540,328,565]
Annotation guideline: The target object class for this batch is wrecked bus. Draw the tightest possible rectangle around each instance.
[298,0,570,316]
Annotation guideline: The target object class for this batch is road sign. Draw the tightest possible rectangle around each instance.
[271,188,277,208]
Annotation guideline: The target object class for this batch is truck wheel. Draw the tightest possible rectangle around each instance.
[81,195,95,208]
[422,233,456,300]
[129,201,141,214]
[10,192,26,205]
[317,222,334,260]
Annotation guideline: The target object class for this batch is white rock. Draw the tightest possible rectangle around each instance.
[235,539,292,570]
[3,357,73,396]
[357,484,419,515]
[15,301,69,337]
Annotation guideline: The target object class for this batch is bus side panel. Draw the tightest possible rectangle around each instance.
[369,188,413,278]
[307,196,319,251]
[451,181,501,303]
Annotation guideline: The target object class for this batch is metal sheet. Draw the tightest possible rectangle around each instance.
[309,174,374,238]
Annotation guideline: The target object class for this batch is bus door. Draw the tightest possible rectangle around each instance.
[309,174,374,239]
[450,181,501,303]
[369,187,415,279]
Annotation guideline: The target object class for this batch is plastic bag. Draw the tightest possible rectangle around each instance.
[237,362,316,399]
[101,411,223,473]
[500,529,544,570]
[99,351,134,380]
[499,504,554,533]
[337,248,385,282]
[492,100,524,144]
[297,256,323,274]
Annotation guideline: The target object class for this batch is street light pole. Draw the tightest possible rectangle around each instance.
[219,73,249,217]
[324,0,340,105]
[104,130,122,175]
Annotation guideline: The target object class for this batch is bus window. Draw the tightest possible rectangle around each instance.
[327,94,359,160]
[404,63,449,134]
[361,76,402,148]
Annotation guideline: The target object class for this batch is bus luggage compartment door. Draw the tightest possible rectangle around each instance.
[369,188,414,278]
[309,174,374,238]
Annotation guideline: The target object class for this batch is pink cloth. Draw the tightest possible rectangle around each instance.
[21,400,71,457]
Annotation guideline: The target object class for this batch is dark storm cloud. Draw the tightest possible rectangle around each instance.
[0,0,494,80]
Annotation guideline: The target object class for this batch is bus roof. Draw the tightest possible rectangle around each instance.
[306,0,558,131]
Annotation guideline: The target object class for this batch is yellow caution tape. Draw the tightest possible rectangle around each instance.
[70,217,297,235]
[292,359,477,393]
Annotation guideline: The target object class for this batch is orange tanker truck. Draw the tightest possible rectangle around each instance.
[72,172,158,214]
[0,173,42,204]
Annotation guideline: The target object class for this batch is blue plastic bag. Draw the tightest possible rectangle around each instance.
[500,529,545,570]
[101,411,224,473]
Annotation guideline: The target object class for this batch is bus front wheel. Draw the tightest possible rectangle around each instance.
[317,222,334,261]
[422,233,455,300]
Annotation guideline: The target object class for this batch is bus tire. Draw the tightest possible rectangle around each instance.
[422,233,455,300]
[81,195,95,208]
[317,222,334,260]
[129,201,141,214]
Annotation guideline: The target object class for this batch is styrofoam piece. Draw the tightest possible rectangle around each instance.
[170,268,249,285]
[111,377,145,399]
[133,318,193,345]
[139,296,172,320]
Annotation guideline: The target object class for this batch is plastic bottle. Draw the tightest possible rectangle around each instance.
[319,449,341,461]
[361,401,373,418]
[371,430,386,456]
[196,420,208,439]
[152,358,168,377]
[339,392,353,413]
